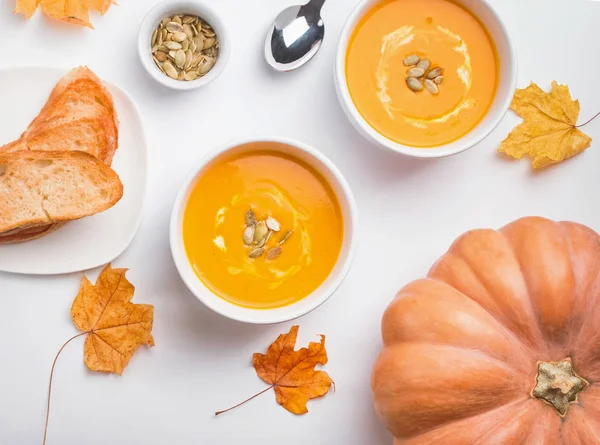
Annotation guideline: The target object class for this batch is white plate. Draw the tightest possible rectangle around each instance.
[0,66,148,275]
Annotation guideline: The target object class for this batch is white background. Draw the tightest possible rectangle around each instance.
[1,0,600,444]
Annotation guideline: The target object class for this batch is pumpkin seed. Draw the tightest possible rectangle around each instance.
[164,41,182,50]
[161,17,171,27]
[191,54,204,68]
[203,37,216,49]
[184,50,193,70]
[168,50,177,60]
[161,29,168,42]
[151,44,159,53]
[181,39,190,51]
[178,70,185,80]
[406,77,423,92]
[199,57,215,74]
[183,24,194,39]
[172,31,188,42]
[202,27,216,37]
[155,51,168,62]
[427,67,444,79]
[434,75,444,85]
[190,41,197,53]
[266,217,281,232]
[184,70,198,81]
[254,222,268,244]
[416,59,431,71]
[266,246,282,260]
[175,49,186,69]
[407,67,425,78]
[243,226,255,245]
[166,22,184,33]
[158,30,164,46]
[163,61,178,79]
[249,247,265,259]
[424,79,439,95]
[152,56,162,69]
[279,230,292,245]
[172,15,182,25]
[193,35,205,51]
[245,209,256,226]
[183,15,196,24]
[191,24,199,36]
[151,29,158,46]
[403,54,420,66]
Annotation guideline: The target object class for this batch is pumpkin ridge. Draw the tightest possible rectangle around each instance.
[430,238,547,354]
[427,276,537,370]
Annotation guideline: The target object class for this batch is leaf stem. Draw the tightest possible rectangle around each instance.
[215,385,275,416]
[43,332,87,445]
[576,111,600,128]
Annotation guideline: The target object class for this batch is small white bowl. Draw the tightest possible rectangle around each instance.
[170,138,358,324]
[335,0,517,158]
[138,1,230,91]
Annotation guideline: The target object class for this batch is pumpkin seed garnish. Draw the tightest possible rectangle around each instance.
[416,59,431,71]
[406,77,423,92]
[266,216,281,232]
[427,67,444,79]
[407,67,425,78]
[249,247,265,259]
[424,79,439,95]
[254,222,268,244]
[243,225,255,246]
[266,246,282,260]
[279,230,293,245]
[245,209,256,226]
[403,54,420,66]
[403,54,445,94]
[151,14,219,81]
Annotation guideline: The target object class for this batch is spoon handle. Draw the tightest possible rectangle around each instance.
[306,0,326,12]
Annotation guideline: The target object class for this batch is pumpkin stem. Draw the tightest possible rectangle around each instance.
[531,359,588,417]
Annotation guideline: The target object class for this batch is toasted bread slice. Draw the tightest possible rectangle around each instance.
[0,66,119,165]
[0,151,123,234]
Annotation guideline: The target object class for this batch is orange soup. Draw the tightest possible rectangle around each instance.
[346,0,498,147]
[183,149,344,309]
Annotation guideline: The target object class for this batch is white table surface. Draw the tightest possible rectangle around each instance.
[2,0,600,443]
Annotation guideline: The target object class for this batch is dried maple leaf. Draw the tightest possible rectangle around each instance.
[216,325,334,416]
[43,264,154,445]
[498,81,593,169]
[71,263,155,374]
[14,0,115,28]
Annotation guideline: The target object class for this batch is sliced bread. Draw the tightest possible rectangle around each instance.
[0,151,123,234]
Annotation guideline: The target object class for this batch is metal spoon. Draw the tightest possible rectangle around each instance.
[265,0,326,72]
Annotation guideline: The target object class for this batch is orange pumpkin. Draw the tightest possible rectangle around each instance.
[373,217,600,444]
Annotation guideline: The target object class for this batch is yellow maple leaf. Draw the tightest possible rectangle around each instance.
[70,264,155,375]
[498,81,592,169]
[216,325,334,416]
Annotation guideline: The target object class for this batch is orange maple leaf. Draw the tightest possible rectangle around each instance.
[217,325,334,416]
[70,264,155,374]
[44,264,154,445]
[14,0,116,28]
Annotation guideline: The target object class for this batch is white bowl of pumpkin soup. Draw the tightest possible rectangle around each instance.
[335,0,517,157]
[170,138,357,324]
